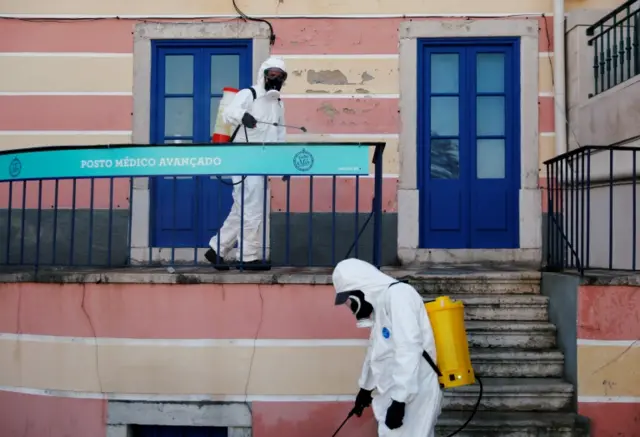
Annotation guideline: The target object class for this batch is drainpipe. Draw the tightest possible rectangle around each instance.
[553,0,568,156]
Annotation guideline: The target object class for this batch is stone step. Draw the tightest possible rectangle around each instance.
[470,349,564,378]
[465,321,556,349]
[423,295,549,321]
[392,270,541,295]
[436,412,589,437]
[443,378,574,412]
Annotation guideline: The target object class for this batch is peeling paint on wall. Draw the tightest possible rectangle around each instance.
[307,70,351,85]
[317,102,339,119]
[361,72,374,82]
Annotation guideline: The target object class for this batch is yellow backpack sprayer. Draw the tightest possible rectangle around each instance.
[332,294,483,437]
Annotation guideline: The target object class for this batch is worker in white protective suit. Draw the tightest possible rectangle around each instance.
[333,258,443,437]
[205,56,288,271]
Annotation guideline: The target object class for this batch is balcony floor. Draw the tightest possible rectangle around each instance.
[0,263,634,285]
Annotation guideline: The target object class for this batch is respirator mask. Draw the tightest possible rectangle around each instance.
[264,67,287,92]
[347,291,374,328]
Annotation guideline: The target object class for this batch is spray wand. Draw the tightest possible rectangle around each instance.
[331,407,358,437]
[256,120,307,132]
[331,378,484,437]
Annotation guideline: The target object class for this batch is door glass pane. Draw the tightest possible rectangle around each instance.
[476,96,505,136]
[476,53,505,93]
[477,139,505,179]
[165,97,193,137]
[431,138,460,179]
[165,55,194,94]
[164,139,193,144]
[430,53,459,93]
[430,97,459,136]
[211,55,240,93]
[210,96,222,136]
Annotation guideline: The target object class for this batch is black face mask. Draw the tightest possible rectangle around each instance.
[347,290,374,321]
[264,76,285,91]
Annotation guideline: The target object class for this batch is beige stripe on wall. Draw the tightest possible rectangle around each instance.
[0,54,553,98]
[0,56,133,93]
[0,133,132,151]
[577,345,640,397]
[0,338,366,395]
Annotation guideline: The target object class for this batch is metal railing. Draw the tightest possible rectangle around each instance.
[544,145,639,274]
[587,0,640,97]
[0,142,386,270]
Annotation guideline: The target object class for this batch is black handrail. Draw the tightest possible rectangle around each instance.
[544,145,639,274]
[585,0,640,96]
[587,0,639,33]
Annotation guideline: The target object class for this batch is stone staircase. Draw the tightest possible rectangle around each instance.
[391,268,588,437]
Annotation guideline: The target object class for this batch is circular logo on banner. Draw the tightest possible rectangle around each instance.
[382,327,390,339]
[9,157,22,178]
[293,148,314,172]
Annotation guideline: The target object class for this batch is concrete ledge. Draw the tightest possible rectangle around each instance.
[0,265,544,285]
[108,401,252,427]
[398,248,542,265]
[106,401,252,437]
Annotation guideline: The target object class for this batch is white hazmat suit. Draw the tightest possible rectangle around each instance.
[333,259,443,437]
[208,56,287,266]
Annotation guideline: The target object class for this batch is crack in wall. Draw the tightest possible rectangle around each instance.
[590,339,640,375]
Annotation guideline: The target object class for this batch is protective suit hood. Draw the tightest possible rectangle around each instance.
[333,258,397,310]
[255,56,287,92]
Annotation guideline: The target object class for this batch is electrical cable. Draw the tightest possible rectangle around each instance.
[231,0,276,45]
[0,15,239,25]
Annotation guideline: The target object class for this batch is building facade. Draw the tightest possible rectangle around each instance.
[1,0,638,436]
[0,1,583,266]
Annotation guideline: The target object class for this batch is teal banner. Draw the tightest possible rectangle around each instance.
[0,143,372,181]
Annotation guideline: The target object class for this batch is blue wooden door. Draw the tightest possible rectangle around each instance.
[418,38,521,249]
[132,425,228,437]
[150,41,252,247]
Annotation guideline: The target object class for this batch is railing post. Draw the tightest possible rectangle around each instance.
[586,0,640,96]
[546,162,553,268]
[372,144,384,267]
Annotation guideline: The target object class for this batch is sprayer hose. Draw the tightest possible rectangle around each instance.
[444,376,483,437]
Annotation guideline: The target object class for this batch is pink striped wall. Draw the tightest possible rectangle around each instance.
[0,16,554,54]
[0,178,131,209]
[0,391,106,437]
[0,15,555,214]
[253,402,377,437]
[578,286,640,341]
[0,282,369,340]
[0,390,376,437]
[0,177,398,213]
[0,95,132,131]
[577,285,640,437]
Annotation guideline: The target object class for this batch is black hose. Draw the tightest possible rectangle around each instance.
[331,377,483,437]
[444,375,483,437]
